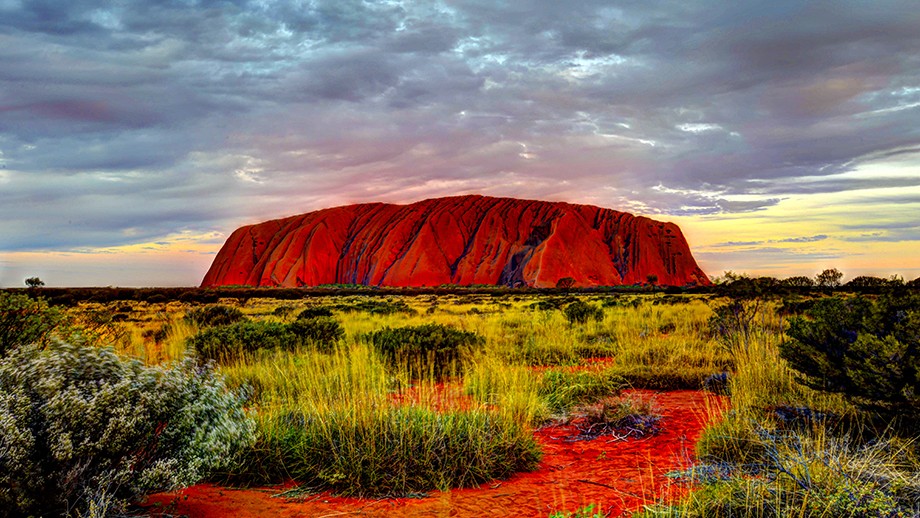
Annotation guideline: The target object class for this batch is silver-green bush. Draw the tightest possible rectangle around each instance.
[0,342,255,517]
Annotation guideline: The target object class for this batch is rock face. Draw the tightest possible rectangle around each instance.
[201,195,710,288]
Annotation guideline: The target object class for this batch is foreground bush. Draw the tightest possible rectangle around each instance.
[0,292,70,356]
[235,406,540,496]
[361,324,483,379]
[0,342,254,517]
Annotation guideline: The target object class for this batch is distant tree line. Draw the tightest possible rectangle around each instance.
[4,268,918,306]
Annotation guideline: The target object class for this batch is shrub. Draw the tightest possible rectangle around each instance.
[0,292,70,357]
[296,306,334,319]
[184,304,245,328]
[271,304,296,319]
[780,293,920,422]
[288,317,344,352]
[188,320,296,363]
[361,324,483,379]
[528,297,575,311]
[563,300,603,324]
[708,298,774,346]
[0,342,254,517]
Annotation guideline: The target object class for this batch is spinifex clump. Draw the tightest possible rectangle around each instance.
[223,344,540,496]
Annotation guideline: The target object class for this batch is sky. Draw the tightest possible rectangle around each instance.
[1,0,919,287]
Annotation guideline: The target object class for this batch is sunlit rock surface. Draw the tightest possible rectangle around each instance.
[201,195,710,288]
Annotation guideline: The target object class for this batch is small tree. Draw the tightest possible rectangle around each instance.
[24,277,44,288]
[815,268,843,288]
[556,277,576,289]
[646,274,658,286]
[780,292,920,422]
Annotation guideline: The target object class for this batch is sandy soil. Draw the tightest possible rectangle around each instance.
[143,390,726,517]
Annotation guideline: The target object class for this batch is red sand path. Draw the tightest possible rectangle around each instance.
[144,390,726,517]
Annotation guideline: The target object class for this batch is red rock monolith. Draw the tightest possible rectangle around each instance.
[201,195,710,287]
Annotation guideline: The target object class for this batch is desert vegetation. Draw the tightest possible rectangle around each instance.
[1,278,918,516]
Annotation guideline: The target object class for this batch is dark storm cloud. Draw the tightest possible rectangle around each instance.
[1,0,919,259]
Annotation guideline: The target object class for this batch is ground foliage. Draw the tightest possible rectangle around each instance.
[188,317,344,362]
[0,292,71,356]
[0,342,254,517]
[184,304,245,328]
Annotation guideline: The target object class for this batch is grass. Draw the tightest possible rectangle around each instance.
[217,343,540,495]
[642,296,919,517]
[57,290,920,514]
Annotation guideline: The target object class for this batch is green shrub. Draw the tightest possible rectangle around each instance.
[0,342,254,517]
[0,292,70,357]
[780,293,920,422]
[296,306,334,319]
[184,304,245,328]
[361,324,483,379]
[271,304,296,319]
[188,320,296,363]
[563,300,603,324]
[539,369,625,413]
[288,317,344,352]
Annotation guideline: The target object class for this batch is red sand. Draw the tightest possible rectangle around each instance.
[144,390,726,517]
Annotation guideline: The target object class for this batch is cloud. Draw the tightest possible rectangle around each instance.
[709,234,829,248]
[1,0,919,283]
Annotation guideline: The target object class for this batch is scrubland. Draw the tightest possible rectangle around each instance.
[1,287,918,517]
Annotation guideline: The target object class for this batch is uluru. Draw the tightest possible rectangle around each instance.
[201,195,710,288]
